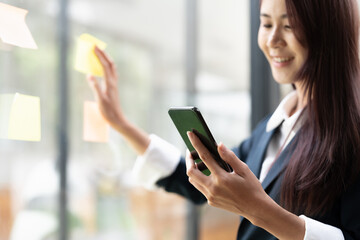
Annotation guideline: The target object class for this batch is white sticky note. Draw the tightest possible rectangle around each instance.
[0,3,37,49]
[83,101,109,142]
[74,33,107,76]
[0,93,41,141]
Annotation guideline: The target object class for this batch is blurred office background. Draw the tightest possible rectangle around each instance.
[0,0,292,239]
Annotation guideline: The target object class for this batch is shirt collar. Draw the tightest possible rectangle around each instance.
[266,91,301,132]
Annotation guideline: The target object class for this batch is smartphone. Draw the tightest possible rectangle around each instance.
[168,106,232,176]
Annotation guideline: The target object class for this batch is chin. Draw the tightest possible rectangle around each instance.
[272,71,295,85]
[273,76,294,85]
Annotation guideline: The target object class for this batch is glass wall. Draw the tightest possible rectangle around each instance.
[68,0,188,239]
[0,0,58,239]
[196,0,250,238]
[0,0,250,239]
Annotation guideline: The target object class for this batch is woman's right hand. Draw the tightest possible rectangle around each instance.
[87,46,150,155]
[87,46,128,132]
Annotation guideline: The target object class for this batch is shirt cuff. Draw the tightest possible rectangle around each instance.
[300,215,344,240]
[132,134,181,190]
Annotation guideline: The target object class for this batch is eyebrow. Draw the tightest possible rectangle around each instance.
[260,13,288,19]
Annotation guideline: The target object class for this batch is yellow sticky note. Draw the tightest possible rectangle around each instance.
[74,34,107,77]
[0,93,41,141]
[83,101,109,142]
[0,3,37,49]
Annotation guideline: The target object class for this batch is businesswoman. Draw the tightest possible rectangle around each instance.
[87,0,360,239]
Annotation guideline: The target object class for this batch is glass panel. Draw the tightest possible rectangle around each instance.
[0,0,251,239]
[197,0,250,239]
[68,0,187,239]
[0,0,59,239]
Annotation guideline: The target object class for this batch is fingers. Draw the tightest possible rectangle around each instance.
[94,46,117,85]
[196,161,208,172]
[188,177,208,197]
[185,149,196,170]
[218,142,248,176]
[190,150,199,160]
[187,131,222,175]
[185,150,209,191]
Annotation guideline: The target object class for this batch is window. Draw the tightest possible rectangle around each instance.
[0,1,58,239]
[196,0,250,238]
[0,0,250,239]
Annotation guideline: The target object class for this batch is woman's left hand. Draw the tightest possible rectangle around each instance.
[185,131,271,221]
[186,131,306,239]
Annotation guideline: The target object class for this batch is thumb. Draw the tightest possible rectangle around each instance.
[218,142,248,176]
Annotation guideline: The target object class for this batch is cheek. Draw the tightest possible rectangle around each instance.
[301,49,309,64]
[257,30,269,56]
[288,36,308,61]
[258,31,266,53]
[294,46,308,66]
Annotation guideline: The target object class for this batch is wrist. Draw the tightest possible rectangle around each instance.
[111,118,151,155]
[246,195,276,227]
[106,111,132,133]
[112,117,132,133]
[248,196,305,240]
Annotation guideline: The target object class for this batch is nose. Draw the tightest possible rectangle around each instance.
[267,27,286,48]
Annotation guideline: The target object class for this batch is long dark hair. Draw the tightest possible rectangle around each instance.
[280,0,360,215]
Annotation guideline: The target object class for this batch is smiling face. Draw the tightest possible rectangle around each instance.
[258,0,308,85]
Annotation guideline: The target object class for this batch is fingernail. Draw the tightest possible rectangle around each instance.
[87,74,94,82]
[218,142,226,153]
[94,46,101,53]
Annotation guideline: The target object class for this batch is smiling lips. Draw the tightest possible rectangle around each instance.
[271,56,294,66]
[272,57,294,63]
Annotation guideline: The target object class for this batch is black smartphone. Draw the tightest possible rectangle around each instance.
[168,106,232,176]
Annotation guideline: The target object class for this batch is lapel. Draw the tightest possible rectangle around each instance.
[261,134,298,190]
[247,128,277,178]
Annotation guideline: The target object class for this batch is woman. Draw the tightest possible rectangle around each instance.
[87,0,360,239]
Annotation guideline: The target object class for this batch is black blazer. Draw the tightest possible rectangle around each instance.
[156,116,360,239]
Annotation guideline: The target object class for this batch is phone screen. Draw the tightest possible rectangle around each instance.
[168,107,231,175]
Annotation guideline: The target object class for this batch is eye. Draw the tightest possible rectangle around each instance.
[263,24,272,28]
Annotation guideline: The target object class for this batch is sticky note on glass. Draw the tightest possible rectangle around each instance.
[0,3,37,49]
[0,93,41,141]
[74,34,107,77]
[83,101,109,142]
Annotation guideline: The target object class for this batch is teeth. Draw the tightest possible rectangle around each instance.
[273,57,293,63]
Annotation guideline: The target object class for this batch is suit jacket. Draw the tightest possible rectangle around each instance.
[156,116,360,239]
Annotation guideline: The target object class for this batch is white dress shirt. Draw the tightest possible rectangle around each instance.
[260,91,302,183]
[131,91,344,240]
